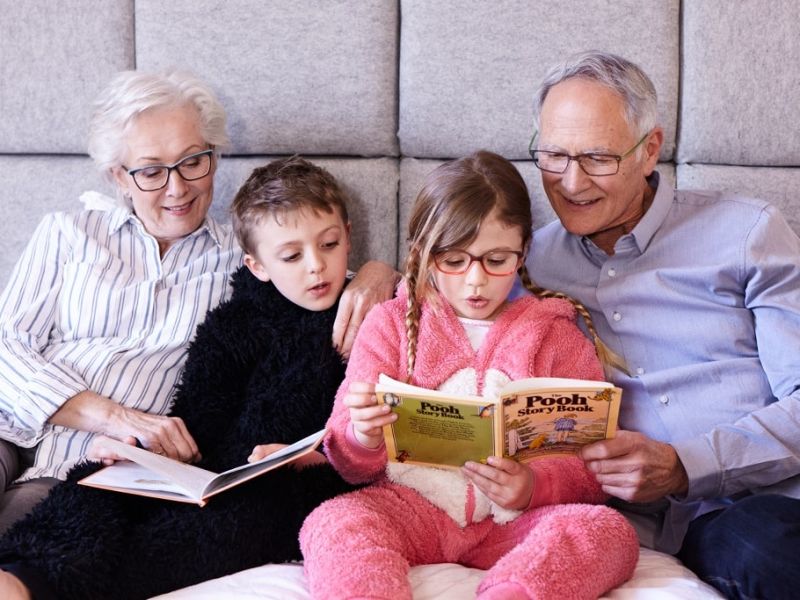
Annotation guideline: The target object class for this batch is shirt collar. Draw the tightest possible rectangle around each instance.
[108,206,226,248]
[579,170,670,259]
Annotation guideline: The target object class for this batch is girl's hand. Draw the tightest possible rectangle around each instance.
[248,444,329,468]
[461,456,534,511]
[343,381,396,449]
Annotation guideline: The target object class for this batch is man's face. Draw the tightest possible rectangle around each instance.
[536,78,662,250]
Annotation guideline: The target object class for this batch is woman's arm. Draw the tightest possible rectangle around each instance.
[0,214,89,445]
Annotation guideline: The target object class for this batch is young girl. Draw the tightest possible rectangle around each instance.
[300,150,639,600]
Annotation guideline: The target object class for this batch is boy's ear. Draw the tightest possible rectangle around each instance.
[243,254,270,282]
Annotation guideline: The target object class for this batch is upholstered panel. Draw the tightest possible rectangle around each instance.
[215,157,399,269]
[677,164,800,236]
[678,1,800,164]
[135,0,399,157]
[398,0,680,161]
[0,0,134,153]
[0,156,109,285]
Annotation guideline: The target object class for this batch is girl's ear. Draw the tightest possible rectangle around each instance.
[243,254,270,282]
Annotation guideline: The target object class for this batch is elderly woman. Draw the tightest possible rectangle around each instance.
[0,69,394,533]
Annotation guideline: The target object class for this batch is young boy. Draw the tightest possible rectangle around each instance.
[0,157,358,600]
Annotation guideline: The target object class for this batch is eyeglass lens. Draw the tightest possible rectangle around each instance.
[131,152,212,191]
[435,250,520,275]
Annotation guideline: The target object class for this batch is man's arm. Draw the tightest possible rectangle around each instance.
[332,260,400,359]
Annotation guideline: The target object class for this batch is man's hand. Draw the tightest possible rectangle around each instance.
[51,390,201,463]
[333,261,399,359]
[343,382,396,449]
[579,430,688,502]
[461,456,534,511]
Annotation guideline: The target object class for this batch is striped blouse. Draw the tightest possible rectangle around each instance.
[0,207,242,480]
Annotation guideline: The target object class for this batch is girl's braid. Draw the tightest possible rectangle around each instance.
[518,265,629,375]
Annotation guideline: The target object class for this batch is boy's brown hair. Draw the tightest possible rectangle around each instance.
[230,156,350,255]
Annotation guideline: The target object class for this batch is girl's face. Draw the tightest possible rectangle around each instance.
[431,211,524,321]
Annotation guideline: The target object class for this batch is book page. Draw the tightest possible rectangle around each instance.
[79,461,206,504]
[376,375,500,468]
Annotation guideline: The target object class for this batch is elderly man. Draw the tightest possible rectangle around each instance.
[526,51,800,600]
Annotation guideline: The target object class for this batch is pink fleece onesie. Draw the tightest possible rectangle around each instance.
[300,291,639,600]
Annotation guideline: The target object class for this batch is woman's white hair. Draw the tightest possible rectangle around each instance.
[87,69,229,182]
[533,51,658,140]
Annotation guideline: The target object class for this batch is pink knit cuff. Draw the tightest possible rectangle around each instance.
[345,422,386,459]
[528,462,555,508]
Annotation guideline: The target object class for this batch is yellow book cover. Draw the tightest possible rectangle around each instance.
[375,374,621,469]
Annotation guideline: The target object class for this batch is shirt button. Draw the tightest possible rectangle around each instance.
[612,312,622,322]
[608,268,617,277]
[636,367,645,375]
[659,394,669,405]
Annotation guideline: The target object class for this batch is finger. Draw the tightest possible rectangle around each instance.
[343,392,378,409]
[331,290,355,351]
[339,298,368,358]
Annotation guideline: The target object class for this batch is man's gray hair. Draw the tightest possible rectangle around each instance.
[533,51,658,138]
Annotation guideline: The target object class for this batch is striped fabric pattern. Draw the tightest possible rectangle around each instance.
[0,208,241,480]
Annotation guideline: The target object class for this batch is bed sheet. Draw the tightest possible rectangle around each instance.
[154,548,723,599]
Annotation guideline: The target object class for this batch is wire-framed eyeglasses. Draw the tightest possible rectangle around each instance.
[433,249,523,276]
[123,149,214,192]
[528,132,649,176]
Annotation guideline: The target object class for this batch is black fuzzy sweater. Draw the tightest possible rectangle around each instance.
[0,267,355,599]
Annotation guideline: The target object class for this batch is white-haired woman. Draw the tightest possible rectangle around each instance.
[0,69,394,534]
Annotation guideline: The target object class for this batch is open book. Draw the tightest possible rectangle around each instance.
[78,429,326,506]
[375,375,621,469]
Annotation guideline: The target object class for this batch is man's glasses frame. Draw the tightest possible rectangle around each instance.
[123,149,214,192]
[433,249,524,277]
[528,132,649,176]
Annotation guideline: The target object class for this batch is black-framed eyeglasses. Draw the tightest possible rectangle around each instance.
[123,149,214,192]
[433,249,524,276]
[528,132,649,176]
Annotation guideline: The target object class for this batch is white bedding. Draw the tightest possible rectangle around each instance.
[154,548,723,599]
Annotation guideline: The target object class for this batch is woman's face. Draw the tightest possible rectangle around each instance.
[113,104,216,254]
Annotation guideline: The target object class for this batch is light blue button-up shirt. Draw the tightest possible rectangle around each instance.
[525,172,800,552]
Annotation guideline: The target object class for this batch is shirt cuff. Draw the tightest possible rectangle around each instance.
[528,462,555,508]
[672,435,723,499]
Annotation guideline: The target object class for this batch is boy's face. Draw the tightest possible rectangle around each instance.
[244,208,350,311]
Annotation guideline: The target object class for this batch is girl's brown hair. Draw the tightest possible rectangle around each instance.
[403,150,625,380]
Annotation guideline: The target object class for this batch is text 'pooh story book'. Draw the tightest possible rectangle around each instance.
[375,374,622,469]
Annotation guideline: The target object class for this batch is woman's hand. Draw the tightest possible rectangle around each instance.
[105,405,201,463]
[461,456,534,511]
[343,382,396,449]
[87,434,138,466]
[50,390,201,463]
[332,261,400,359]
[248,444,328,468]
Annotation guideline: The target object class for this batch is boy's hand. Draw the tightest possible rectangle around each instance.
[248,444,329,468]
[343,381,396,449]
[461,456,534,511]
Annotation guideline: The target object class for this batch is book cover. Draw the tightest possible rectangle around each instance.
[375,375,621,469]
[78,428,326,506]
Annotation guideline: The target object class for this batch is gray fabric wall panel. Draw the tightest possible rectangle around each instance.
[679,1,800,164]
[677,164,800,236]
[215,157,399,269]
[0,156,109,286]
[0,0,134,153]
[135,0,399,157]
[398,0,679,161]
